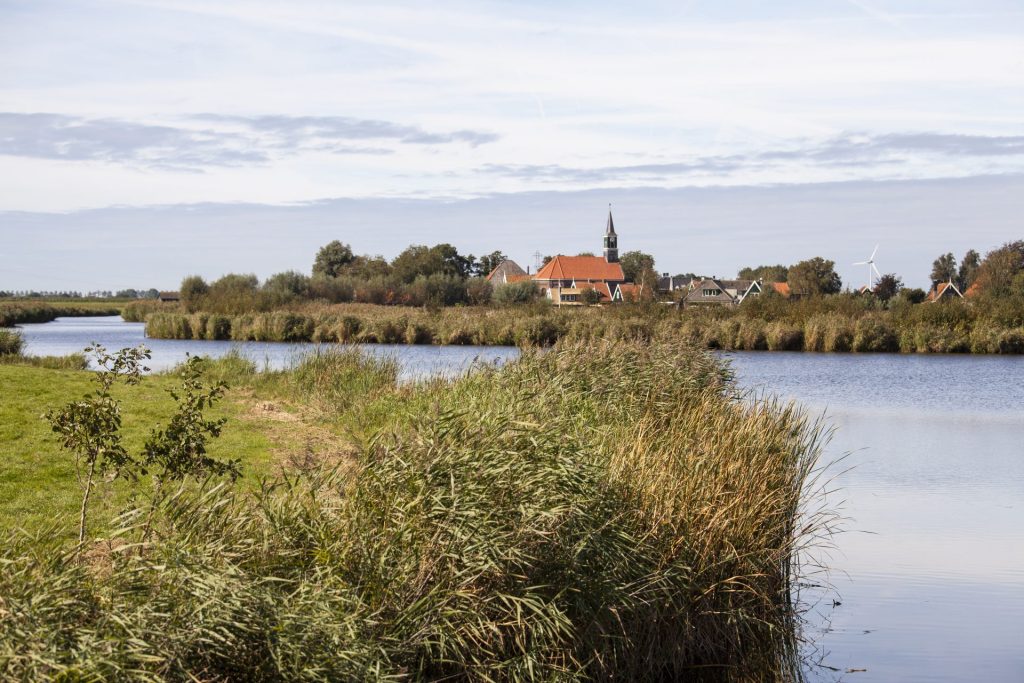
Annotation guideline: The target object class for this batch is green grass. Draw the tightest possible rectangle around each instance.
[0,362,296,534]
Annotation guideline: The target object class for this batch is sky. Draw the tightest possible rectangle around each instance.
[2,0,1023,290]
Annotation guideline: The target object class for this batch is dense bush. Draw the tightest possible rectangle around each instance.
[0,329,23,355]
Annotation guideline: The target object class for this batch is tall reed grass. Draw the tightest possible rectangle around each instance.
[0,337,829,681]
[0,302,121,327]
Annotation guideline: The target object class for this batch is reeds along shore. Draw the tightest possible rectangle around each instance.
[0,338,829,681]
[139,297,1024,353]
[0,302,122,326]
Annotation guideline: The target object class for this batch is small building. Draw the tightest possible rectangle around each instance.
[656,273,689,294]
[683,278,762,307]
[158,291,181,303]
[925,281,964,303]
[486,259,531,285]
[770,282,791,298]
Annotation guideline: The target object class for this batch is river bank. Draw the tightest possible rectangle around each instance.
[138,300,1024,354]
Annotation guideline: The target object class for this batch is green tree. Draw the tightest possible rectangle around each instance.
[619,251,658,290]
[957,249,981,291]
[347,255,392,280]
[899,287,927,304]
[142,357,237,487]
[475,251,507,277]
[206,273,261,314]
[263,270,311,300]
[312,240,355,278]
[580,288,602,305]
[180,275,209,313]
[392,243,474,283]
[46,344,151,548]
[493,280,539,305]
[873,273,903,302]
[738,264,788,282]
[465,277,493,305]
[788,257,842,297]
[974,241,1024,296]
[930,252,957,285]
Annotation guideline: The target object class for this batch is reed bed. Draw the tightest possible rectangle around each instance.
[0,302,121,327]
[141,299,1024,354]
[0,330,87,368]
[0,337,829,682]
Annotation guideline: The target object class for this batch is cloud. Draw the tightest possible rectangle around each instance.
[0,112,498,171]
[0,113,269,169]
[476,132,1024,184]
[192,114,499,147]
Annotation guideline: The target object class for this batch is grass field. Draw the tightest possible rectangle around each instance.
[0,358,351,534]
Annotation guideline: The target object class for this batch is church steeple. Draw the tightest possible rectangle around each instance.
[603,205,619,263]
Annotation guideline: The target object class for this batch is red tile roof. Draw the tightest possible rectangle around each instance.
[770,282,790,297]
[534,255,625,282]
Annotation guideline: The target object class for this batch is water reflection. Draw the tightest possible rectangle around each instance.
[727,352,1024,682]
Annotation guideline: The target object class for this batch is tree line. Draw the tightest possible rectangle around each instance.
[0,289,162,299]
[735,240,1024,304]
[176,241,666,314]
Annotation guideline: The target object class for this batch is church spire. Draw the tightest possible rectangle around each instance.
[603,204,619,263]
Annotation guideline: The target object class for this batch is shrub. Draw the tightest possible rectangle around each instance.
[853,316,898,352]
[765,322,804,351]
[0,329,24,355]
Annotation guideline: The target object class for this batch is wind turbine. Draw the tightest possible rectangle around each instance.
[853,245,882,290]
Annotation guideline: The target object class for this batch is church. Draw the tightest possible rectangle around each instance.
[487,209,639,304]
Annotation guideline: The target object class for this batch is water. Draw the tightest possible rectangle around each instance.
[14,318,1024,680]
[16,316,519,381]
[726,352,1024,682]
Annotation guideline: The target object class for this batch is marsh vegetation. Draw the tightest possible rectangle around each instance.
[0,337,830,681]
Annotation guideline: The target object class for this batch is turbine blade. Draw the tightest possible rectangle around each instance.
[870,244,879,261]
[872,263,882,279]
[853,261,868,266]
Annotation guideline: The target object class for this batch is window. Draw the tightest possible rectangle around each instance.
[702,289,719,297]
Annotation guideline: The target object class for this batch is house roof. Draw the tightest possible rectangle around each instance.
[534,255,625,282]
[965,282,981,298]
[616,283,642,300]
[926,281,964,302]
[486,259,527,283]
[771,282,791,297]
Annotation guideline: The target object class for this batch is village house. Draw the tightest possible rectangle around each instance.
[925,280,964,303]
[485,259,531,285]
[682,278,763,307]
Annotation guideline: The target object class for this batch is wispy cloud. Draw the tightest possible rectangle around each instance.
[0,112,498,171]
[192,114,499,147]
[476,132,1024,184]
